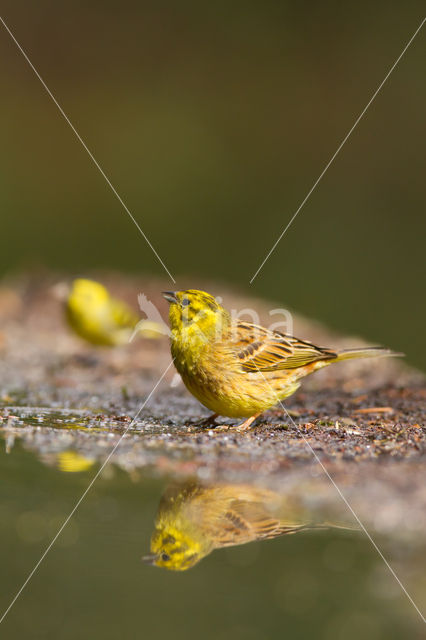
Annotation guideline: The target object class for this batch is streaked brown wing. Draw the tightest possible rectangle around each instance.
[232,322,336,372]
[211,499,312,547]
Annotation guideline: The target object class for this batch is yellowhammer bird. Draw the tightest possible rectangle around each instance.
[143,482,351,571]
[63,278,162,346]
[163,289,401,430]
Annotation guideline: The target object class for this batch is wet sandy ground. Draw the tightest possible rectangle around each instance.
[0,272,425,537]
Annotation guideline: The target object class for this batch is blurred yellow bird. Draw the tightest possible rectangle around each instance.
[57,450,95,473]
[163,289,401,430]
[144,482,350,571]
[64,278,162,346]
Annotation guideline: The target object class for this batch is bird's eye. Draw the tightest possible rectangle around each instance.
[161,553,170,562]
[181,299,190,307]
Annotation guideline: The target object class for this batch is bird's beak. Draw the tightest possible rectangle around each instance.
[162,291,178,304]
[142,554,158,565]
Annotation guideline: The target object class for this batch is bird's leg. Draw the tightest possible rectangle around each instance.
[201,413,261,432]
[198,413,219,427]
[233,412,262,432]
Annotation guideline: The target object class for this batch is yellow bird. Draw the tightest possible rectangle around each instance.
[143,482,351,571]
[64,278,162,346]
[57,450,95,473]
[163,289,401,430]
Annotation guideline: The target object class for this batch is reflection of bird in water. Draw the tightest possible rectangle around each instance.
[56,450,95,473]
[55,278,163,346]
[143,482,352,571]
[37,449,95,473]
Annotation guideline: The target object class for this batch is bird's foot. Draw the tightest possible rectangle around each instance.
[199,413,262,432]
[230,413,261,432]
[197,413,219,427]
[210,424,231,431]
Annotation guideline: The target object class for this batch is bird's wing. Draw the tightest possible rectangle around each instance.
[230,322,336,372]
[211,498,311,547]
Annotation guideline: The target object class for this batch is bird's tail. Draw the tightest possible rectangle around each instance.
[332,346,403,363]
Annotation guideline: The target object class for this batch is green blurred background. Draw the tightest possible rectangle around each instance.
[1,1,425,367]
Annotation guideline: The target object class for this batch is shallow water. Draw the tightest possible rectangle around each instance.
[1,436,424,639]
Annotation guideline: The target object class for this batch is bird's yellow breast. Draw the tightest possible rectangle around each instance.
[172,338,301,418]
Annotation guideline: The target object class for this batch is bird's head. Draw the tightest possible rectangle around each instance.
[162,290,230,347]
[143,527,205,571]
[68,279,110,311]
